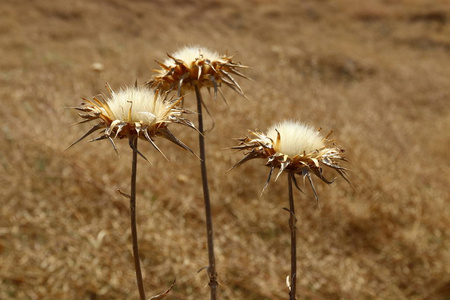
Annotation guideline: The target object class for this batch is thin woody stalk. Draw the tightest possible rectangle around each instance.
[130,137,146,300]
[287,172,297,300]
[146,46,248,299]
[195,84,218,300]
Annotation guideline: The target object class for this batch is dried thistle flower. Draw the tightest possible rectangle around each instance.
[147,45,250,298]
[231,120,352,200]
[147,45,249,99]
[70,84,196,159]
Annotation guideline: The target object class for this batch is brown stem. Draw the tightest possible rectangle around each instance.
[195,84,218,300]
[130,137,146,300]
[288,173,297,300]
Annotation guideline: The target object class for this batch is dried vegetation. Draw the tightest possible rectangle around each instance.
[0,0,449,299]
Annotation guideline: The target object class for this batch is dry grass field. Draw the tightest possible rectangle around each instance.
[1,0,449,299]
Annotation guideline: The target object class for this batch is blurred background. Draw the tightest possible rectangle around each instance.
[0,0,449,299]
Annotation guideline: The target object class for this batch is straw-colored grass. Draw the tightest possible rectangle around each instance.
[1,0,449,299]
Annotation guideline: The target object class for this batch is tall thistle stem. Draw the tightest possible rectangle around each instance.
[287,172,297,300]
[130,137,146,300]
[194,84,218,300]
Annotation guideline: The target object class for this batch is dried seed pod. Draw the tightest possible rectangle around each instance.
[70,84,196,160]
[147,45,249,100]
[231,120,352,200]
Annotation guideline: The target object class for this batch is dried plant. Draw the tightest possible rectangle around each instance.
[231,120,351,199]
[231,120,352,299]
[70,84,196,158]
[147,45,249,100]
[71,84,195,300]
[147,45,249,300]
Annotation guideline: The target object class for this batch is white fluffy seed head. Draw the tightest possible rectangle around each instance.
[106,87,174,126]
[163,45,222,67]
[266,120,325,156]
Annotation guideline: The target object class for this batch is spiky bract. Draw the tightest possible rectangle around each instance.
[231,120,351,200]
[147,45,249,99]
[71,85,196,159]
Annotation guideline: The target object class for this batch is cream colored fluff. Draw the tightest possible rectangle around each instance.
[163,45,222,67]
[106,87,174,125]
[266,120,325,156]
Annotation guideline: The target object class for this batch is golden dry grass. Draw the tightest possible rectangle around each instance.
[1,0,449,299]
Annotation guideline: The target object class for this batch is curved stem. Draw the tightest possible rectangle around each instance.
[195,84,218,300]
[288,173,297,300]
[130,137,146,300]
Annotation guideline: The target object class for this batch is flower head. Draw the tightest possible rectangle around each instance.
[231,120,352,200]
[70,84,196,159]
[147,45,249,100]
